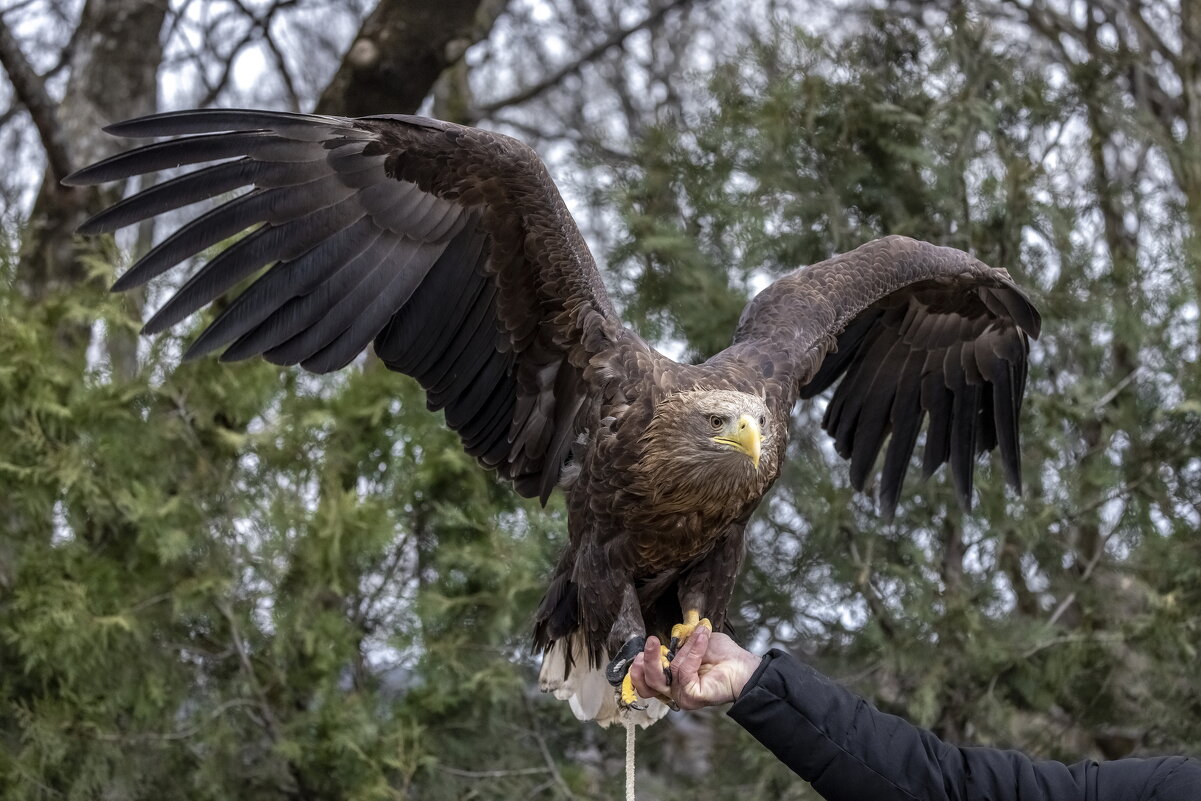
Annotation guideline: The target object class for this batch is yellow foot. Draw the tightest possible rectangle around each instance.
[619,674,644,709]
[617,646,674,710]
[669,610,712,654]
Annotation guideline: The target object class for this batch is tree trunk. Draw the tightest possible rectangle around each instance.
[315,0,506,118]
[16,0,167,368]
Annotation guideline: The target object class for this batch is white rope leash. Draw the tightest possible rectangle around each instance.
[625,720,636,801]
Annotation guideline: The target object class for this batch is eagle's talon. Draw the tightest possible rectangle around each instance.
[659,644,673,686]
[666,611,711,663]
[619,674,647,710]
[618,673,675,713]
[606,635,646,687]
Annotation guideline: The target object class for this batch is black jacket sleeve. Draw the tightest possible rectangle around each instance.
[728,649,1201,801]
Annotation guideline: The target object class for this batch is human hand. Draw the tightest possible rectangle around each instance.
[628,626,761,710]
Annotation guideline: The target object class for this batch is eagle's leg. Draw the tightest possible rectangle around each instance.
[605,635,646,688]
[605,583,648,709]
[605,584,672,710]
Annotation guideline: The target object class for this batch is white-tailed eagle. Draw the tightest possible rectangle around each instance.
[66,109,1040,726]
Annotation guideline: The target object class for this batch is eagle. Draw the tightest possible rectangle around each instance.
[65,109,1040,727]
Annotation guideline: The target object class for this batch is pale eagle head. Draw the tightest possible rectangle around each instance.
[637,389,778,515]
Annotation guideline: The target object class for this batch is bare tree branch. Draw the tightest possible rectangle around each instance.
[216,599,284,746]
[258,13,301,111]
[0,14,72,179]
[520,694,576,800]
[476,0,695,115]
[1102,0,1179,70]
[195,0,300,108]
[435,765,553,779]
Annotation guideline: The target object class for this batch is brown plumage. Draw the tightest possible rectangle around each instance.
[65,109,1041,727]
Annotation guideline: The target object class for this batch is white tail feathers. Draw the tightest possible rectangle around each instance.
[538,633,669,729]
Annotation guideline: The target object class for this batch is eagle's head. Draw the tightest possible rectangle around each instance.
[637,389,778,515]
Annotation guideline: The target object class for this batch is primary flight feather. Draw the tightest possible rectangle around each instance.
[65,109,1040,727]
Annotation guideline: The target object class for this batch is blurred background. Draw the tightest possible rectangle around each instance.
[1,0,1199,798]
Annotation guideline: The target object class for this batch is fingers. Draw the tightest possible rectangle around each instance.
[630,626,716,706]
[630,636,670,698]
[669,623,710,690]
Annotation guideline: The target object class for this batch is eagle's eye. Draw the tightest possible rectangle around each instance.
[708,414,724,431]
[759,415,766,427]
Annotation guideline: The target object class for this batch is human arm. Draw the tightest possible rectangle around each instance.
[630,630,1201,801]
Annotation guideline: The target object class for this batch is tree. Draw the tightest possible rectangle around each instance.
[2,1,1198,799]
[315,0,506,118]
[612,7,1201,785]
[0,2,716,798]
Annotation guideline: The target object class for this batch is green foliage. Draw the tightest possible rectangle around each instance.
[3,5,1200,800]
[609,9,1201,789]
[0,241,593,800]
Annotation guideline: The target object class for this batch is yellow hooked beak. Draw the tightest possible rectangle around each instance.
[712,414,762,470]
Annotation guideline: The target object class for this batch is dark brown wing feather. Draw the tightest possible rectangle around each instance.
[730,235,1040,517]
[64,109,624,502]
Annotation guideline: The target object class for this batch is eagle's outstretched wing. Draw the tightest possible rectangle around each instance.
[730,236,1040,516]
[64,109,623,502]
